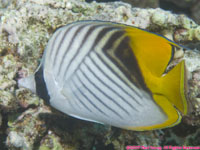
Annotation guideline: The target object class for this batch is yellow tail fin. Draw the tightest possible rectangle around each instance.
[160,60,188,115]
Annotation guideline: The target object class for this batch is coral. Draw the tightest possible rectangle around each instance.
[159,0,200,24]
[15,88,40,109]
[39,131,67,150]
[0,0,199,149]
[6,105,51,150]
[0,90,18,112]
[122,0,159,8]
[0,0,13,8]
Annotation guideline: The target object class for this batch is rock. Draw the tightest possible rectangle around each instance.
[39,130,74,150]
[0,113,2,127]
[0,90,18,112]
[15,88,40,109]
[6,106,51,150]
[122,0,159,8]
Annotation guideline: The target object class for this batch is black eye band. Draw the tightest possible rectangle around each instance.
[35,66,50,104]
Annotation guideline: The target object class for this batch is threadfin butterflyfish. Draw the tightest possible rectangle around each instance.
[18,21,188,131]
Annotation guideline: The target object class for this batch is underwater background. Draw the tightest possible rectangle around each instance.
[0,0,200,149]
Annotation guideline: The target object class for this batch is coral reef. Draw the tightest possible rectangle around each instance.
[160,0,200,24]
[0,0,200,149]
[6,105,51,150]
[120,0,159,8]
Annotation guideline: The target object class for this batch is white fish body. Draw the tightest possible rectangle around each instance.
[18,21,188,130]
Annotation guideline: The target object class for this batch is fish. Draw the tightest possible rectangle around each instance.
[18,20,188,131]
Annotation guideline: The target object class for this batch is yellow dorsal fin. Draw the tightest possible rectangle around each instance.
[124,26,180,77]
[160,60,188,115]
